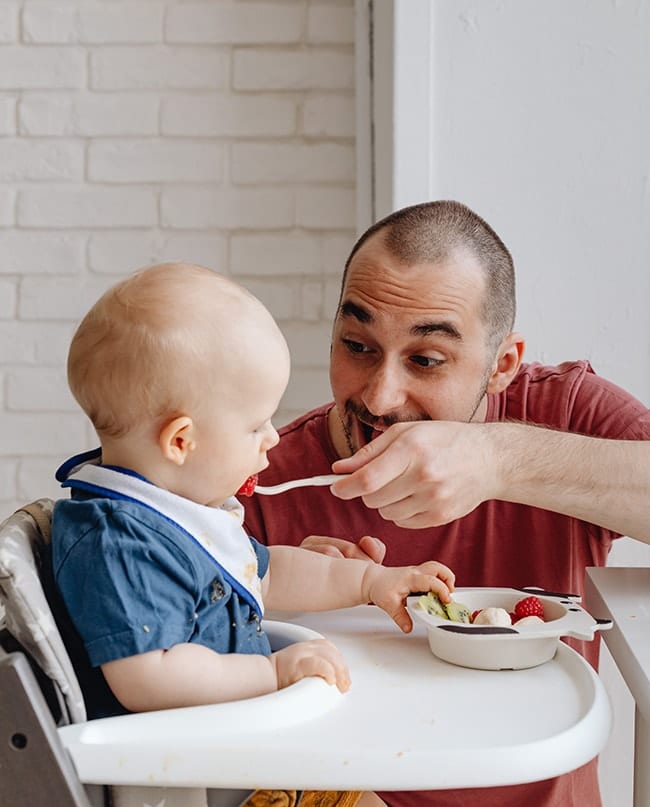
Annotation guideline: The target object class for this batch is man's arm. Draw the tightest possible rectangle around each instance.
[331,421,650,543]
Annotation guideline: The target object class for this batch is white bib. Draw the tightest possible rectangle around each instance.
[58,454,264,617]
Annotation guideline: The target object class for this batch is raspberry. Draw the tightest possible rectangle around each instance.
[509,612,518,624]
[514,595,544,620]
[237,474,258,497]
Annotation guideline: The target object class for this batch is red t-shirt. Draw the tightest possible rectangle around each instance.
[242,361,650,807]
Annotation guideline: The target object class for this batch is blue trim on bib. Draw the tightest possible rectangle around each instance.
[62,475,262,619]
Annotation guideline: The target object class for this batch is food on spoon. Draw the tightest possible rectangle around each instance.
[417,592,471,623]
[237,474,258,497]
[472,607,511,627]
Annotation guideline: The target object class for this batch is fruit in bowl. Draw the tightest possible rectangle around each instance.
[408,587,612,671]
[418,592,547,628]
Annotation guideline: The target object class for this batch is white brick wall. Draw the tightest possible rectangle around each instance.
[0,0,356,517]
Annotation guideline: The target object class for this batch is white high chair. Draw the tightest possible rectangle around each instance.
[0,499,253,807]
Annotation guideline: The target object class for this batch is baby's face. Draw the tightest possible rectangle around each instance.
[185,329,290,508]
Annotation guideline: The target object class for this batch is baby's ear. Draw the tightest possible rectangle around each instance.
[159,416,196,465]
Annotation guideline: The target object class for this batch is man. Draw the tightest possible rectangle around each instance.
[242,200,650,807]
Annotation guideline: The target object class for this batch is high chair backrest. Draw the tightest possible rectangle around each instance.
[0,499,274,807]
[0,498,86,724]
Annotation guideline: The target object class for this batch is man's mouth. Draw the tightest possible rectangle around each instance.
[342,402,392,450]
[358,419,384,446]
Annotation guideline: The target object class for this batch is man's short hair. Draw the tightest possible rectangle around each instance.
[342,200,516,351]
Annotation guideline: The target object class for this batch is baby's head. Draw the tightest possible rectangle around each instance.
[68,263,290,505]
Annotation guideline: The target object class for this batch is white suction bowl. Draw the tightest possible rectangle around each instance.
[407,587,612,671]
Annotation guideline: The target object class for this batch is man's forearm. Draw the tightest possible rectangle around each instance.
[492,423,650,543]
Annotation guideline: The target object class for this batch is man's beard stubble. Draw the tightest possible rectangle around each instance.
[339,373,491,454]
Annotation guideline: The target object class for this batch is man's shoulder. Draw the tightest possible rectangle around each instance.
[512,360,594,386]
[278,402,332,439]
[504,360,649,436]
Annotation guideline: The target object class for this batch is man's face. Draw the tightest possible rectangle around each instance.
[329,233,497,454]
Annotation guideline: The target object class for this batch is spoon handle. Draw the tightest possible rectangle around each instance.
[254,474,345,495]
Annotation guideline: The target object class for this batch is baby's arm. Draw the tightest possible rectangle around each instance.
[264,546,455,633]
[102,638,349,712]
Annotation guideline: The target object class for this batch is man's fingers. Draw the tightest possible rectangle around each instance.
[357,534,387,563]
[331,436,411,501]
[300,534,384,562]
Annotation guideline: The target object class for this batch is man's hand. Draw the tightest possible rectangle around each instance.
[362,561,456,633]
[300,534,387,563]
[330,421,497,529]
[330,419,650,543]
[270,638,351,692]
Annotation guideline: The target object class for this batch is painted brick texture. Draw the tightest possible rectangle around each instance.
[0,0,356,516]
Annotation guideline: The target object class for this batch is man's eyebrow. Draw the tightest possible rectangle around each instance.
[339,300,373,323]
[339,300,462,340]
[412,321,462,340]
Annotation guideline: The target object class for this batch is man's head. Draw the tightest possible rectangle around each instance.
[342,200,516,352]
[329,201,524,455]
[68,263,290,505]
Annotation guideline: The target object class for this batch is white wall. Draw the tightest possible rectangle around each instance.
[0,0,356,518]
[386,0,650,407]
[366,2,650,805]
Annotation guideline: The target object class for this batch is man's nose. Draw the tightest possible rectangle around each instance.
[361,361,408,417]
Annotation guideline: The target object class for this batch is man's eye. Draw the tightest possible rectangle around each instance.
[410,355,443,368]
[342,339,369,354]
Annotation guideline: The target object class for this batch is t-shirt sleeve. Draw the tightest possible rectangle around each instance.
[569,363,650,439]
[55,510,201,667]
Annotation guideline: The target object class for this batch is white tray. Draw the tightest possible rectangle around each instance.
[58,606,611,791]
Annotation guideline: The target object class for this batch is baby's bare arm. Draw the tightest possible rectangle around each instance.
[102,643,277,712]
[102,638,350,712]
[264,545,454,632]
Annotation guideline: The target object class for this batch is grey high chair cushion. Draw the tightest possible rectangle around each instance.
[0,498,86,724]
[0,499,257,807]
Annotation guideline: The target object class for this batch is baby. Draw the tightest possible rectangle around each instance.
[52,262,454,730]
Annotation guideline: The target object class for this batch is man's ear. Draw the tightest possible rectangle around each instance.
[159,416,196,466]
[486,332,525,394]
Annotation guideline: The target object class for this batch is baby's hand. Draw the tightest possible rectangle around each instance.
[270,639,351,693]
[363,561,455,634]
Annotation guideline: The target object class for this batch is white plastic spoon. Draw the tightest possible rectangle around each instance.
[254,474,346,495]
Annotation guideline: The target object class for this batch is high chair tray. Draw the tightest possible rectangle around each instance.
[58,606,611,791]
